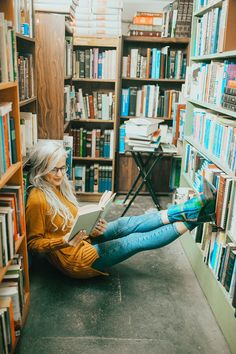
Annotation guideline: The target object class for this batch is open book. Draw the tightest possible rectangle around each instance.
[67,191,116,241]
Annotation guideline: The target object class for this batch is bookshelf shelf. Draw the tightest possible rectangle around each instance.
[120,115,171,121]
[185,136,236,177]
[64,75,72,80]
[0,162,22,189]
[180,233,236,351]
[72,78,116,83]
[122,77,185,83]
[70,119,114,124]
[19,96,37,107]
[16,33,35,42]
[124,36,190,44]
[191,50,236,61]
[0,82,17,90]
[73,36,120,48]
[188,99,236,118]
[73,157,113,162]
[76,192,103,202]
[194,0,223,17]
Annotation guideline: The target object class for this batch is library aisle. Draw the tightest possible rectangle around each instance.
[15,197,230,354]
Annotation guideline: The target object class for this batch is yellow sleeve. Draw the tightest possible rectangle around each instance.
[26,189,67,253]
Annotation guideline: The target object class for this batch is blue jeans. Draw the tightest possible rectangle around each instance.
[92,212,180,272]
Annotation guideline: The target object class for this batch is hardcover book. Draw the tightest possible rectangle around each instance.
[68,190,116,241]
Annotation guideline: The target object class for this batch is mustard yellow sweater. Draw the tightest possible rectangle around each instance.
[26,187,105,278]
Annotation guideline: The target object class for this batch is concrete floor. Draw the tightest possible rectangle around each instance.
[15,196,231,354]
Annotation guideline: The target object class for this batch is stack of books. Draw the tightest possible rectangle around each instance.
[128,12,163,37]
[125,118,162,152]
[73,0,123,37]
[34,0,79,17]
[222,81,236,112]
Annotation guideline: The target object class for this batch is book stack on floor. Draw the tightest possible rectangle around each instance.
[128,12,163,38]
[34,0,79,17]
[162,0,193,38]
[72,0,123,37]
[125,118,162,152]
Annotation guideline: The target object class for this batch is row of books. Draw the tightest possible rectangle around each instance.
[0,254,26,348]
[20,112,38,157]
[121,86,180,119]
[0,184,25,268]
[128,11,162,37]
[72,0,123,37]
[72,49,117,80]
[184,145,235,231]
[0,103,17,177]
[194,0,217,12]
[193,223,236,309]
[74,89,115,121]
[186,61,236,107]
[191,108,236,175]
[73,164,113,192]
[122,47,187,80]
[162,0,193,38]
[70,128,114,158]
[17,53,35,102]
[0,13,17,83]
[194,5,226,56]
[14,0,33,37]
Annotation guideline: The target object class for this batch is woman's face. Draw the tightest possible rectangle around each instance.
[44,156,67,187]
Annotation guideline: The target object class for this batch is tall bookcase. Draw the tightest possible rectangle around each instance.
[69,36,121,202]
[0,0,30,352]
[180,0,236,352]
[117,36,190,194]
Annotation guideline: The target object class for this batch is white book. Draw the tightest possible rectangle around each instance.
[125,118,163,137]
[68,191,116,241]
[136,90,142,117]
[20,112,33,153]
[0,102,12,116]
[0,207,14,260]
[130,49,138,78]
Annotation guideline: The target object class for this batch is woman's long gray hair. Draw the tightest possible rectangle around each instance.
[28,140,78,230]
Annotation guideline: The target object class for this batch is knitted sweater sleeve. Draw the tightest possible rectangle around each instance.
[26,189,67,253]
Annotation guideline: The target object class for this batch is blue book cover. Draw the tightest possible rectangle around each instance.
[121,88,130,116]
[155,50,161,79]
[98,53,103,79]
[145,85,150,117]
[151,48,157,78]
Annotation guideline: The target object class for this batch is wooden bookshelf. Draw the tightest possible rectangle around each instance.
[67,36,121,200]
[180,0,236,352]
[117,35,190,194]
[0,1,32,351]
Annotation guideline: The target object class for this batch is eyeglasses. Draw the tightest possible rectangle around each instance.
[50,166,68,175]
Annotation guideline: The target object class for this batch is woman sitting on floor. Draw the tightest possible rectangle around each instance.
[26,141,216,279]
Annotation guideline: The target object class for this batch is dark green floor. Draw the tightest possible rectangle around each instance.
[15,197,231,354]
